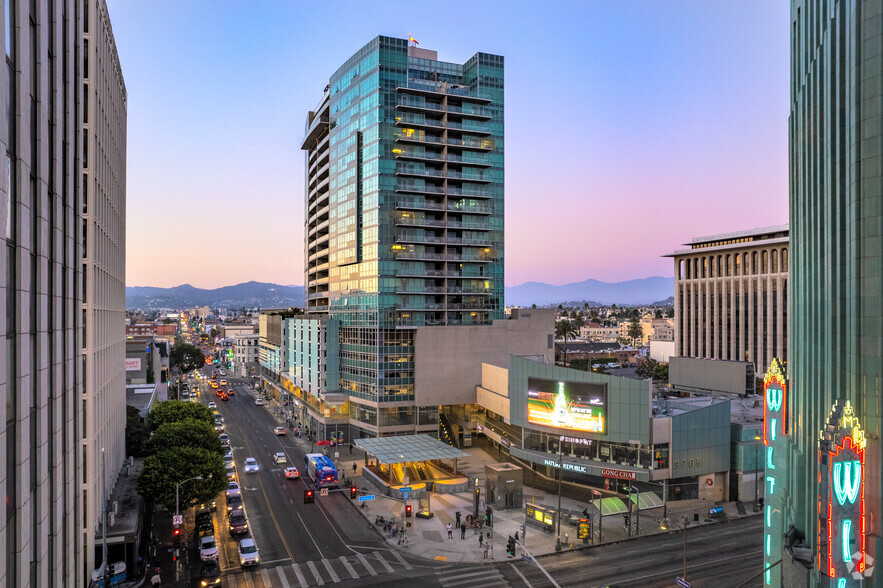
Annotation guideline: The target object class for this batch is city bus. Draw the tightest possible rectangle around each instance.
[305,453,338,488]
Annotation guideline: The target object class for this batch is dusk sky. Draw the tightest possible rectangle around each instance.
[109,1,790,289]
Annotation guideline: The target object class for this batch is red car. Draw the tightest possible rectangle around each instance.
[219,392,229,401]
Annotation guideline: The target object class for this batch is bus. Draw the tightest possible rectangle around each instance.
[305,453,338,488]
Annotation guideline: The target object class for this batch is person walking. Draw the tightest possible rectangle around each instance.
[150,571,161,586]
[483,542,490,559]
[349,443,353,454]
[455,511,461,528]
[446,523,453,539]
[461,523,466,540]
[515,531,519,543]
[352,463,357,475]
[478,531,484,547]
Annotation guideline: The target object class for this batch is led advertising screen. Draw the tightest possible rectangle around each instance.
[527,378,606,433]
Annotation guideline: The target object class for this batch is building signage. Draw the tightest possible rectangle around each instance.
[600,468,637,481]
[543,459,587,474]
[762,359,786,586]
[527,378,606,433]
[125,358,141,371]
[818,399,871,586]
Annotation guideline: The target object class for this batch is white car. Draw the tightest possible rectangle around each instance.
[244,457,259,473]
[208,401,216,409]
[199,535,219,561]
[273,452,287,465]
[254,398,264,406]
[238,537,260,567]
[225,481,240,498]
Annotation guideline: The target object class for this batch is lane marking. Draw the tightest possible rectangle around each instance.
[306,560,325,585]
[259,568,273,586]
[607,549,764,585]
[340,555,359,580]
[357,553,378,576]
[243,570,256,588]
[291,563,308,588]
[321,557,340,583]
[373,551,395,574]
[440,569,501,581]
[388,548,413,570]
[274,565,291,588]
[510,563,531,587]
[296,512,326,559]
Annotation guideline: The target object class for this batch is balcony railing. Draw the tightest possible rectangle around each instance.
[395,217,447,228]
[397,198,445,211]
[396,97,443,111]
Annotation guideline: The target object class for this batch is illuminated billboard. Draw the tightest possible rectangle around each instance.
[527,378,606,434]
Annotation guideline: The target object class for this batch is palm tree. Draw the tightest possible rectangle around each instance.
[627,318,643,347]
[555,319,579,366]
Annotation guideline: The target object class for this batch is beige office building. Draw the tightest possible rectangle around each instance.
[82,0,127,579]
[665,225,788,377]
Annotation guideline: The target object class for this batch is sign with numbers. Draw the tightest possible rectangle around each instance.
[320,488,328,496]
[172,514,183,525]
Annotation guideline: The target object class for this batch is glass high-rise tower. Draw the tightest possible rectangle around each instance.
[774,2,882,586]
[301,36,504,436]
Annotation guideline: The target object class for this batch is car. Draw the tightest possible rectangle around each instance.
[238,537,260,567]
[225,463,236,481]
[199,559,222,586]
[211,381,218,389]
[274,427,286,436]
[197,499,217,513]
[229,510,248,534]
[254,398,264,406]
[207,401,216,409]
[219,433,230,446]
[199,535,219,561]
[214,422,224,432]
[195,510,214,533]
[226,481,240,498]
[219,392,229,401]
[273,452,287,465]
[243,458,259,473]
[219,369,227,376]
[220,380,227,386]
[227,387,235,396]
[284,466,300,480]
[226,494,243,513]
[223,452,234,465]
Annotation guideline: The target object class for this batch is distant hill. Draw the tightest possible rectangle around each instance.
[126,281,304,310]
[505,277,674,307]
[651,296,675,306]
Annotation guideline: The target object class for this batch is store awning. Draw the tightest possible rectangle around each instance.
[353,434,467,464]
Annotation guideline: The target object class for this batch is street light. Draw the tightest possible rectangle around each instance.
[557,435,564,540]
[630,485,640,536]
[175,475,204,529]
[754,434,762,512]
[681,516,689,582]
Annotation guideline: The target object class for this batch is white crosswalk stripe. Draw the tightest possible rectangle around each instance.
[321,557,340,583]
[437,567,509,588]
[373,551,395,574]
[226,551,415,587]
[356,553,378,576]
[275,565,292,588]
[291,563,308,587]
[339,555,359,580]
[306,560,325,585]
[388,549,413,570]
[260,568,273,586]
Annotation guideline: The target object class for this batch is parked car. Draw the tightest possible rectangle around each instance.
[254,398,264,406]
[199,535,219,561]
[229,510,248,534]
[284,466,300,480]
[244,458,259,473]
[238,537,260,567]
[197,499,217,512]
[273,452,287,465]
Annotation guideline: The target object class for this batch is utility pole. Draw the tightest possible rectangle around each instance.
[631,485,640,536]
[557,435,564,539]
[754,434,761,511]
[682,516,688,582]
[102,448,109,588]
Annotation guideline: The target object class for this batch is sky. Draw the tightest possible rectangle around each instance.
[108,0,791,289]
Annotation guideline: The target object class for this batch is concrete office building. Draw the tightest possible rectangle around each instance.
[769,3,883,586]
[232,333,259,377]
[299,36,504,438]
[666,225,789,378]
[82,0,127,577]
[0,1,88,586]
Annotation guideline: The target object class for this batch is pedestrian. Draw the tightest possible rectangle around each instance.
[446,523,453,539]
[483,543,489,559]
[349,443,353,454]
[479,532,484,547]
[455,511,461,528]
[150,572,161,586]
[514,531,519,543]
[352,463,357,475]
[461,523,466,539]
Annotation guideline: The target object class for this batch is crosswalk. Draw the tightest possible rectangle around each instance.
[436,566,509,588]
[220,549,414,587]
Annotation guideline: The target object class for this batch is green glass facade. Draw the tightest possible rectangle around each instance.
[302,37,504,434]
[782,2,882,585]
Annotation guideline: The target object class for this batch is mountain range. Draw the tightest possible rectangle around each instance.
[126,277,674,310]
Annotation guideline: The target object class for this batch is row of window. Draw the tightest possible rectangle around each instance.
[678,247,788,280]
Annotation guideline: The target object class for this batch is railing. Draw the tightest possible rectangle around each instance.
[448,171,488,181]
[395,233,445,244]
[396,166,445,177]
[395,150,444,161]
[396,183,445,194]
[396,217,446,227]
[447,202,492,214]
[397,198,445,210]
[398,134,445,144]
[447,105,491,117]
[447,138,492,149]
[396,97,443,110]
[394,251,445,261]
[447,187,490,198]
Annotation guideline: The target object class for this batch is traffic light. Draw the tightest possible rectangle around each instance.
[173,527,181,549]
[623,512,630,526]
[485,506,492,527]
[304,489,314,504]
[405,504,412,517]
[350,486,358,499]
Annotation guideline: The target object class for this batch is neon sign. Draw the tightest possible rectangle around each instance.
[819,400,869,586]
[762,359,786,586]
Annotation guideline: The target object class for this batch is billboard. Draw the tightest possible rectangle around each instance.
[125,358,141,371]
[527,378,606,433]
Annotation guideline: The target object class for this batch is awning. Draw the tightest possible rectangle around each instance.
[353,434,467,464]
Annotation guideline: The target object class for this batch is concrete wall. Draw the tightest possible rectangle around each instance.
[414,309,554,407]
[649,340,675,363]
[670,400,731,480]
[669,356,753,395]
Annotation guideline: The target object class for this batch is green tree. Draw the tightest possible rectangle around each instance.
[654,309,663,319]
[653,363,669,382]
[125,406,149,457]
[555,319,579,366]
[136,447,226,511]
[627,318,643,346]
[665,307,675,319]
[636,358,659,379]
[170,343,205,373]
[572,314,585,329]
[146,419,223,456]
[589,309,599,321]
[148,400,214,432]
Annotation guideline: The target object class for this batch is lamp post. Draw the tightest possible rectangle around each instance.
[175,475,204,530]
[682,516,689,582]
[754,434,761,511]
[557,435,564,539]
[630,485,640,536]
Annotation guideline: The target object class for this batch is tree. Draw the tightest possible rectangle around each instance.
[572,314,585,329]
[665,307,675,319]
[148,400,214,432]
[653,363,669,382]
[555,319,579,366]
[125,406,149,457]
[170,343,205,374]
[627,318,643,346]
[654,309,663,319]
[636,358,659,379]
[146,419,223,456]
[136,447,227,511]
[589,309,599,321]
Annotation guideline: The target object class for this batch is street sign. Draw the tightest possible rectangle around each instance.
[358,495,375,502]
[400,486,412,493]
[320,488,329,496]
[172,515,183,525]
[676,577,690,588]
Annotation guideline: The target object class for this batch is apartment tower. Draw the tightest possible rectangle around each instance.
[771,1,882,586]
[82,0,126,579]
[0,0,87,586]
[301,36,504,436]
